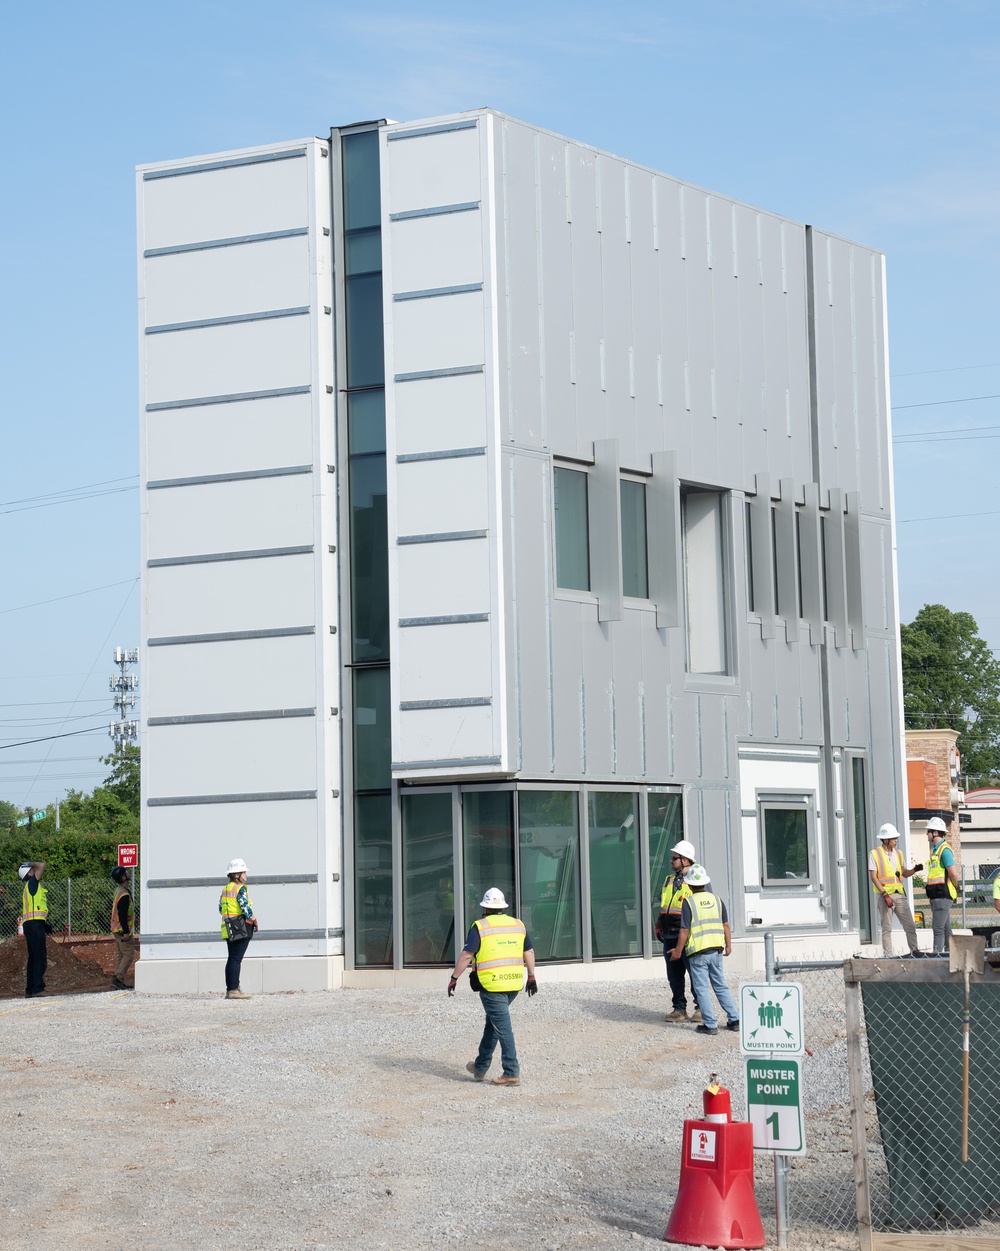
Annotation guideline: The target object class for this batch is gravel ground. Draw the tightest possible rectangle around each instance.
[0,973,863,1251]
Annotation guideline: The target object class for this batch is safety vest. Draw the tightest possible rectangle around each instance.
[219,882,251,938]
[684,893,726,955]
[659,874,692,926]
[473,914,527,992]
[872,846,905,894]
[926,843,958,901]
[111,887,134,935]
[21,880,48,923]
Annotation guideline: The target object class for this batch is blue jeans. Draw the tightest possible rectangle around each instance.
[225,936,251,991]
[475,990,520,1077]
[686,950,739,1030]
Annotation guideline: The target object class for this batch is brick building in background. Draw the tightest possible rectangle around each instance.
[905,727,963,867]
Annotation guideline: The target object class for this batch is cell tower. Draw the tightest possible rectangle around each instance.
[109,646,139,749]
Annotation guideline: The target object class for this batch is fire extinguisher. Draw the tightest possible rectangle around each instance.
[703,1073,731,1123]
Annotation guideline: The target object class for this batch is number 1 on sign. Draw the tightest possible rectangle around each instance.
[766,1111,779,1140]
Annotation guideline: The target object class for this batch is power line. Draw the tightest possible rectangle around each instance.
[0,727,110,750]
[892,393,1000,411]
[0,475,137,508]
[897,509,1000,524]
[892,362,1000,379]
[0,577,139,616]
[0,485,138,516]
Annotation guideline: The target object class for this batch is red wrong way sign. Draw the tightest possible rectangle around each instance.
[118,844,138,868]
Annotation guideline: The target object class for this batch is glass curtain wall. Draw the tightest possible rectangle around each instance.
[342,129,392,967]
[517,791,582,961]
[588,791,641,957]
[462,791,515,927]
[647,791,684,938]
[401,792,455,965]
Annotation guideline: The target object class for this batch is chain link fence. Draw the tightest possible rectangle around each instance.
[761,954,1000,1249]
[912,862,1000,941]
[0,877,139,940]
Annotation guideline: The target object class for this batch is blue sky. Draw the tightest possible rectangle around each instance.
[1,0,998,806]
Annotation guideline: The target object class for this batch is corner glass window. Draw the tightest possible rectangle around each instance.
[518,790,582,961]
[587,792,641,957]
[402,792,455,966]
[349,456,389,663]
[760,799,814,887]
[554,466,590,591]
[345,272,385,389]
[620,480,648,599]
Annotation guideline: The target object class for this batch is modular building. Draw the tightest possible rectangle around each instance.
[136,109,905,993]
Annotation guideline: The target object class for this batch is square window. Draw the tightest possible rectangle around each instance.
[760,801,814,887]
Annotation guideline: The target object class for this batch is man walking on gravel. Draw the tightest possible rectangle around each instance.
[447,888,537,1086]
[667,866,739,1037]
[869,823,923,958]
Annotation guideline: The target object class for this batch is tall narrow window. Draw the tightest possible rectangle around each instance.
[683,491,729,675]
[554,466,590,591]
[620,480,648,599]
[463,791,515,920]
[588,791,641,957]
[402,792,455,966]
[518,790,582,961]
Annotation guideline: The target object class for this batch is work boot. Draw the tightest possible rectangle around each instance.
[225,989,251,999]
[664,1008,687,1023]
[466,1061,487,1081]
[110,977,127,990]
[695,1024,718,1036]
[690,1008,702,1024]
[492,1075,520,1086]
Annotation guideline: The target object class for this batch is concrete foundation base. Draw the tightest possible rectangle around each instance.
[133,930,872,994]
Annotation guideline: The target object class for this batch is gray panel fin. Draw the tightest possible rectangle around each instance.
[649,450,682,629]
[591,439,622,622]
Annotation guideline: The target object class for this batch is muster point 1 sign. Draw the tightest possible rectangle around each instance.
[745,1057,806,1155]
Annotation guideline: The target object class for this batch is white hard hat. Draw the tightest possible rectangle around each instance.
[684,865,711,887]
[480,887,508,909]
[671,840,697,861]
[226,858,248,875]
[877,823,900,841]
[926,816,948,833]
[18,863,32,881]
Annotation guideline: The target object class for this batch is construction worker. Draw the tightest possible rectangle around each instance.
[220,858,258,999]
[869,823,923,958]
[925,817,959,957]
[109,866,136,990]
[19,861,50,998]
[655,839,701,1023]
[447,887,537,1086]
[668,866,739,1036]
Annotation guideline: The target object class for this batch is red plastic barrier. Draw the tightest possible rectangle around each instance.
[663,1119,765,1249]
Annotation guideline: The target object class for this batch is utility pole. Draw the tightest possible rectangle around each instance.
[109,647,139,750]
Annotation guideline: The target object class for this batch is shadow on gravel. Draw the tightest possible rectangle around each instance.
[372,1055,478,1083]
[578,999,668,1025]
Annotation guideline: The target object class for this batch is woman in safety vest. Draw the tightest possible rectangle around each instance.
[219,858,258,999]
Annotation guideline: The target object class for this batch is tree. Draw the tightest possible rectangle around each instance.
[900,604,1000,785]
[101,744,140,816]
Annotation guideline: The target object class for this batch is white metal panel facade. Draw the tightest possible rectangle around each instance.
[138,137,341,972]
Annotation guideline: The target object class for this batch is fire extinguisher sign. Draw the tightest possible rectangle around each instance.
[744,1057,807,1155]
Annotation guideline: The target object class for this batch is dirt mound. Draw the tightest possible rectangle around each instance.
[0,934,124,999]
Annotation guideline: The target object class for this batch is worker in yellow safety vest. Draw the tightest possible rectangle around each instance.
[655,838,701,1024]
[925,816,959,958]
[447,887,537,1086]
[19,861,50,998]
[109,866,137,990]
[868,823,923,958]
[668,866,740,1035]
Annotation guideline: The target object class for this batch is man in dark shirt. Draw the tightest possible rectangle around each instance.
[110,866,136,990]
